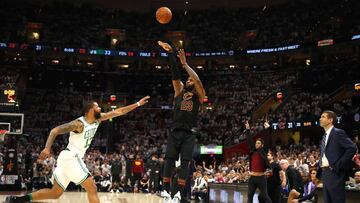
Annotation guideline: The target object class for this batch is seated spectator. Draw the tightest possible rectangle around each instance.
[93,171,102,191]
[139,174,150,193]
[280,159,304,197]
[307,155,318,172]
[191,172,207,201]
[100,171,112,192]
[347,171,360,189]
[289,169,319,203]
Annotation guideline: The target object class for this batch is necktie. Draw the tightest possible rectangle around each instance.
[319,133,327,166]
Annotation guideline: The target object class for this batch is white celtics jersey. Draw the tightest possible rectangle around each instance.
[66,116,100,158]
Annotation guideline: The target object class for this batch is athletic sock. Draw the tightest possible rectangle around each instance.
[163,177,171,193]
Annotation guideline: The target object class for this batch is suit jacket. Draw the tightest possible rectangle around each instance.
[245,130,270,171]
[317,127,356,179]
[268,162,281,186]
[286,166,303,192]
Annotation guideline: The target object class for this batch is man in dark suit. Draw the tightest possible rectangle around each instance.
[259,150,281,203]
[266,151,281,203]
[317,110,357,203]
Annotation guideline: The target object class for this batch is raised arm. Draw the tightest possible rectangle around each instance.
[177,49,206,103]
[245,120,270,152]
[97,96,150,122]
[245,121,256,152]
[202,161,211,172]
[158,41,183,97]
[39,119,84,160]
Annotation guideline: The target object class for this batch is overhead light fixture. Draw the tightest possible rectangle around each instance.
[196,65,203,69]
[111,38,118,45]
[155,65,162,69]
[119,64,129,69]
[51,59,59,64]
[32,32,40,40]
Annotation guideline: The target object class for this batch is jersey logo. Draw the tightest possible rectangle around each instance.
[84,128,97,139]
[183,92,194,100]
[180,100,193,112]
[84,127,97,149]
[180,92,194,112]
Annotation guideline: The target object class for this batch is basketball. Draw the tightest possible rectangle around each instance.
[156,7,172,24]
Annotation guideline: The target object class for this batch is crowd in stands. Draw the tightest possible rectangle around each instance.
[0,63,358,203]
[0,0,359,198]
[0,0,359,51]
[270,92,329,123]
[269,55,360,124]
[0,70,19,90]
[1,133,359,202]
[17,64,301,152]
[203,71,298,145]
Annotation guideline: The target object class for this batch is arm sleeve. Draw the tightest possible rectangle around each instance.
[245,130,256,152]
[336,130,357,170]
[299,188,316,202]
[169,50,181,80]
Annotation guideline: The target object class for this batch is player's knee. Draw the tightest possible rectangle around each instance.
[51,188,63,199]
[85,181,98,193]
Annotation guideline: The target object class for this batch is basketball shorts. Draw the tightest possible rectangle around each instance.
[165,129,195,161]
[51,149,90,191]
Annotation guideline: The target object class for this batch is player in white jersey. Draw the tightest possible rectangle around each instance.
[5,96,150,203]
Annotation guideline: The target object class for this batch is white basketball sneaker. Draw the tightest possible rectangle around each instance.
[161,190,172,203]
[172,191,181,203]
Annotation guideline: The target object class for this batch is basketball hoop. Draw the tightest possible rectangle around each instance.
[0,129,8,142]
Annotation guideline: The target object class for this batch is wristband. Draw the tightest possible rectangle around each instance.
[136,102,141,107]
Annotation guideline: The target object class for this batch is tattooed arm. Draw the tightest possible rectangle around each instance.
[39,120,84,160]
[97,96,150,122]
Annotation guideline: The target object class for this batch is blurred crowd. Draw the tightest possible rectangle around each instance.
[0,64,359,202]
[0,0,359,199]
[270,92,329,123]
[0,70,19,90]
[1,135,359,202]
[0,0,359,51]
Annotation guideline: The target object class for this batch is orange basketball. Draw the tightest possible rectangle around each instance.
[156,7,172,24]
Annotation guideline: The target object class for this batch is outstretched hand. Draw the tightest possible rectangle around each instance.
[264,120,270,129]
[138,96,150,106]
[157,41,173,52]
[177,49,187,65]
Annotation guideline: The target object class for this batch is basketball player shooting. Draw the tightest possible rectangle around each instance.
[5,96,150,203]
[158,41,206,203]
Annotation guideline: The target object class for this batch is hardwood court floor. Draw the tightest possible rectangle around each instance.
[0,192,162,203]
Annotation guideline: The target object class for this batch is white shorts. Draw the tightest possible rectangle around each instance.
[52,149,90,190]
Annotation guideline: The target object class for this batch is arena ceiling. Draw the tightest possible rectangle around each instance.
[16,0,291,12]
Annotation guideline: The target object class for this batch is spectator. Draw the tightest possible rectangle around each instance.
[290,170,319,203]
[280,159,304,196]
[191,172,207,201]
